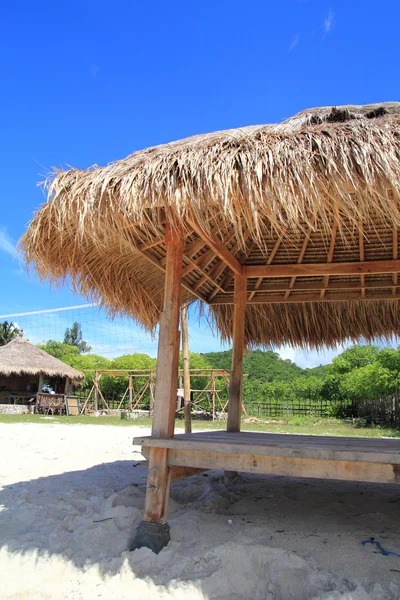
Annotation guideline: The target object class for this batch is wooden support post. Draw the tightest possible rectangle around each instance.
[225,270,247,482]
[211,370,216,421]
[181,303,192,434]
[149,371,155,415]
[38,374,44,393]
[227,271,247,432]
[94,371,99,412]
[65,377,70,396]
[132,221,184,554]
[128,375,133,410]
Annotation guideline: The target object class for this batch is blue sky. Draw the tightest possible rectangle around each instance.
[1,0,399,366]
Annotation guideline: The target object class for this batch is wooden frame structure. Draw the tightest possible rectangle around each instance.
[79,368,234,417]
[132,218,400,553]
[80,370,155,414]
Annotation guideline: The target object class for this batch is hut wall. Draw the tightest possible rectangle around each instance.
[0,374,39,394]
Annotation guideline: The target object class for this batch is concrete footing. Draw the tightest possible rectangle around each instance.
[130,521,171,554]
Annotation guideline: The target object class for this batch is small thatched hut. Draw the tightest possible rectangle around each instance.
[20,103,400,552]
[0,337,84,403]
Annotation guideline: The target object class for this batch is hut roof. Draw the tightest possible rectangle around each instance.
[20,102,400,348]
[0,338,84,380]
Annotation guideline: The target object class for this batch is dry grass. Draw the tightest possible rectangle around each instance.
[211,300,400,349]
[20,103,400,346]
[0,338,84,380]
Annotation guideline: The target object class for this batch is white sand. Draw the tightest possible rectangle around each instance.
[1,423,400,599]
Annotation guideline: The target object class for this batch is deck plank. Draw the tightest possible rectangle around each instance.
[133,430,400,464]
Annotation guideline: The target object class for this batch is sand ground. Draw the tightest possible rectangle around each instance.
[1,422,400,599]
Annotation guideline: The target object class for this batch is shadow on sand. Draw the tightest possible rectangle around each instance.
[2,458,400,598]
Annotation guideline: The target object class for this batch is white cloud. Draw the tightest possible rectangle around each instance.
[288,34,299,52]
[277,343,350,369]
[323,10,334,36]
[0,227,17,257]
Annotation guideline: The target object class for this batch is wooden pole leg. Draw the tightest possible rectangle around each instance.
[181,303,192,434]
[131,448,171,553]
[131,220,183,553]
[225,270,247,482]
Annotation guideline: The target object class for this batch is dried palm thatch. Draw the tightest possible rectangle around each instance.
[20,102,400,348]
[0,337,84,380]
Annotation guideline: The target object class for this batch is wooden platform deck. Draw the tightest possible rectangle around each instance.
[133,431,400,484]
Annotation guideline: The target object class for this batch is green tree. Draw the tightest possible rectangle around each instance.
[38,340,80,361]
[63,322,92,354]
[340,362,396,401]
[0,321,21,345]
[111,353,157,371]
[292,376,323,402]
[376,347,400,374]
[67,353,112,392]
[107,354,157,399]
[331,345,378,374]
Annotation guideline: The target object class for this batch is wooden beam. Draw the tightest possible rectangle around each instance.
[166,449,400,484]
[183,237,207,259]
[227,271,247,433]
[245,259,400,279]
[161,237,205,267]
[219,237,256,295]
[195,260,227,294]
[170,466,207,482]
[248,231,287,301]
[133,431,400,463]
[186,218,243,276]
[359,224,365,298]
[210,290,400,305]
[142,221,183,526]
[135,243,208,303]
[161,223,231,267]
[138,237,164,252]
[181,249,224,293]
[320,221,338,299]
[253,278,399,293]
[285,222,314,300]
[207,231,253,300]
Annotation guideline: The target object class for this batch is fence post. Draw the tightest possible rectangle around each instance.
[94,371,99,412]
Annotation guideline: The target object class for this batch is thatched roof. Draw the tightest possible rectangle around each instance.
[0,338,84,380]
[20,102,400,348]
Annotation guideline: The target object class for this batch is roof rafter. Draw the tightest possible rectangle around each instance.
[248,230,287,301]
[210,290,400,305]
[284,221,315,300]
[320,220,338,299]
[207,230,253,300]
[250,278,400,294]
[359,221,366,298]
[134,246,209,304]
[245,259,400,278]
[186,217,243,276]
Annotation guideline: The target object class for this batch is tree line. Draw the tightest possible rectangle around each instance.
[2,320,400,412]
[38,323,400,413]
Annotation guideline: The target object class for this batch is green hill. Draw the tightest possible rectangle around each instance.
[201,349,306,382]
